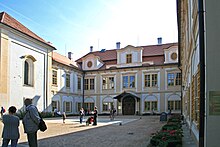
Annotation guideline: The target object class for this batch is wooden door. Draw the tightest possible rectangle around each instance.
[122,96,135,115]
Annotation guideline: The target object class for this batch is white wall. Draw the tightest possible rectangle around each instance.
[205,0,220,146]
[9,35,48,111]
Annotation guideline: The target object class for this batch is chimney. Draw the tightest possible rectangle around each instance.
[116,42,120,49]
[68,52,73,60]
[157,37,162,45]
[90,46,93,52]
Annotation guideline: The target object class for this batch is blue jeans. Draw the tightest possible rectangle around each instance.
[2,138,18,147]
[27,132,38,147]
[80,116,83,123]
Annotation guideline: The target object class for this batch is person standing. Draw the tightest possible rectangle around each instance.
[62,112,66,123]
[79,108,84,124]
[1,107,6,118]
[93,106,98,126]
[109,109,113,121]
[1,106,20,147]
[22,98,40,147]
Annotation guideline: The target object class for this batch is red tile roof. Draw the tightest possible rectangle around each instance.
[142,43,177,56]
[75,43,177,63]
[0,12,55,49]
[143,55,165,65]
[76,49,117,62]
[52,52,79,69]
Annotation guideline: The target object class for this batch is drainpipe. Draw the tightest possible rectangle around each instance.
[198,0,205,147]
[82,71,85,109]
[177,0,183,116]
[45,49,48,111]
[178,67,183,116]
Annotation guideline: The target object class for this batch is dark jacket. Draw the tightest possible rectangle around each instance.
[2,114,20,139]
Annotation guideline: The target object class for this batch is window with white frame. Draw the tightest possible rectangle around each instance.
[52,70,57,85]
[175,73,182,85]
[24,58,35,86]
[102,77,114,89]
[66,73,70,88]
[84,78,95,90]
[123,75,135,88]
[168,100,181,110]
[64,101,72,113]
[126,54,132,63]
[52,101,59,111]
[194,73,199,122]
[84,102,94,112]
[77,102,82,112]
[78,77,81,90]
[167,72,181,86]
[102,102,113,111]
[144,74,158,87]
[144,101,158,111]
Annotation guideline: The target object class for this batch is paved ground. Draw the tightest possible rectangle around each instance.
[0,115,197,147]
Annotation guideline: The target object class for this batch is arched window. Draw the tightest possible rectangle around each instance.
[24,61,29,85]
[23,55,36,86]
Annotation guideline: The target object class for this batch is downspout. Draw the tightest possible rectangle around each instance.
[198,0,205,147]
[82,71,85,109]
[178,67,183,116]
[177,0,183,116]
[45,49,49,111]
[43,53,46,111]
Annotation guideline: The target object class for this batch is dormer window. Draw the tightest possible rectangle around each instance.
[126,54,132,63]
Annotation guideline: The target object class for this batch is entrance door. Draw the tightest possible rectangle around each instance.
[122,96,135,115]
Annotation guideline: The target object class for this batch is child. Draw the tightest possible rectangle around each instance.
[1,106,20,147]
[62,112,66,123]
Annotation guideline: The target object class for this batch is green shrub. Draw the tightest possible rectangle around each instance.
[149,114,183,147]
[40,112,53,118]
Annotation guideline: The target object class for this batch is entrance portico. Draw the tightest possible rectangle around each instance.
[114,91,140,115]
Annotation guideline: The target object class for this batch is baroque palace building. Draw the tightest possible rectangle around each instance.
[0,11,181,117]
[177,0,220,146]
[52,41,182,116]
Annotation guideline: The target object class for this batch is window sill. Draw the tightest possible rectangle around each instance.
[144,86,158,88]
[23,84,33,87]
[123,87,136,90]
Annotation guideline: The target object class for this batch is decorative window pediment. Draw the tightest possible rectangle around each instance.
[23,55,37,62]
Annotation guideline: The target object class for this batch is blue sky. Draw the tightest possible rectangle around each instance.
[0,0,178,60]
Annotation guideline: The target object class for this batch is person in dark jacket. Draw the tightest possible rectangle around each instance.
[93,106,98,126]
[22,98,40,147]
[1,106,20,147]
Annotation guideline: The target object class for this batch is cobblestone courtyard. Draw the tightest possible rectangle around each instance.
[0,115,164,147]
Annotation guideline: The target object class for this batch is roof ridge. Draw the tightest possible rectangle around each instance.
[0,11,55,49]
